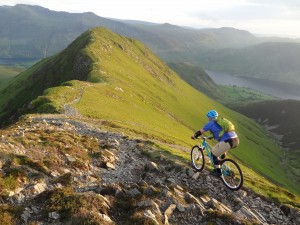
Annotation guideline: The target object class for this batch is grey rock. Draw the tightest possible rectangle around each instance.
[126,188,141,197]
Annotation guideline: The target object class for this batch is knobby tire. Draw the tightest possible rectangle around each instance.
[191,146,205,172]
[220,158,243,191]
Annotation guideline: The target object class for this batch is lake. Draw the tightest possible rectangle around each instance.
[206,70,300,100]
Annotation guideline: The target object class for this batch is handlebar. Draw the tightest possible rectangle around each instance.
[202,136,213,140]
[194,136,214,140]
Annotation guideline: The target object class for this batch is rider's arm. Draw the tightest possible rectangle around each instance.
[192,129,205,139]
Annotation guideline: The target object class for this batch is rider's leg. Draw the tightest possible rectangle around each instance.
[212,141,231,175]
[212,141,231,158]
[212,154,220,165]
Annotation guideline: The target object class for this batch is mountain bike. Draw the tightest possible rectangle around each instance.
[191,136,243,191]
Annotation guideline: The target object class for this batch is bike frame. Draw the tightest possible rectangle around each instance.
[199,137,237,177]
[192,136,243,190]
[199,137,217,169]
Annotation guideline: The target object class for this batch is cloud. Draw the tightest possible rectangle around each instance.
[191,1,300,21]
[246,0,300,8]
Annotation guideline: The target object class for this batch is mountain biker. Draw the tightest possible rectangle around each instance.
[191,110,239,176]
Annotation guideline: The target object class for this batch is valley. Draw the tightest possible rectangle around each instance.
[206,70,300,100]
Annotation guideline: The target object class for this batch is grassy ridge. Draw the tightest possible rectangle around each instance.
[31,28,298,198]
[1,28,299,204]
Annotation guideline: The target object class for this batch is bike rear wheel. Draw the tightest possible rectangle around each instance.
[220,158,243,191]
[191,146,205,172]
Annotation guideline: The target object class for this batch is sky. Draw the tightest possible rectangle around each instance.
[1,0,300,37]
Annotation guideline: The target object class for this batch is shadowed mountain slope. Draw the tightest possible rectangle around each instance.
[0,27,298,197]
[235,100,300,186]
[235,100,300,150]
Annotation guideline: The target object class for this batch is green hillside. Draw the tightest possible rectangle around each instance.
[0,28,299,203]
[167,62,221,99]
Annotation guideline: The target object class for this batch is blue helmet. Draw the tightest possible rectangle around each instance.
[206,110,218,119]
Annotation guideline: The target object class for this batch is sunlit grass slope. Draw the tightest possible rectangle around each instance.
[34,28,297,197]
[2,28,298,203]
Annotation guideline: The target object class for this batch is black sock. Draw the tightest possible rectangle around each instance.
[212,154,220,165]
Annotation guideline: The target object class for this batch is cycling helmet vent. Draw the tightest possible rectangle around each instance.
[206,110,218,119]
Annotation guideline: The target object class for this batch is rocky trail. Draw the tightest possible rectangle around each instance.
[0,112,299,225]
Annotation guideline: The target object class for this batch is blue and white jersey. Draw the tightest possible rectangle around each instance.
[202,120,238,141]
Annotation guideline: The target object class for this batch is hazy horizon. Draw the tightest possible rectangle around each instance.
[1,0,300,38]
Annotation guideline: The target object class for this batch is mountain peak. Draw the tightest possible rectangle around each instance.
[14,3,51,11]
[0,27,177,125]
[84,27,176,84]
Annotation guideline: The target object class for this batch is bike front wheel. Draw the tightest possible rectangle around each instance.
[220,158,243,191]
[191,146,205,172]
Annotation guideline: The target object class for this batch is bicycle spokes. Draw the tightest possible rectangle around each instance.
[220,159,243,191]
[191,146,205,172]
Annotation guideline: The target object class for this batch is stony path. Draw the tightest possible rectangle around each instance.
[63,87,84,117]
[2,104,298,224]
[31,115,146,185]
[28,115,300,225]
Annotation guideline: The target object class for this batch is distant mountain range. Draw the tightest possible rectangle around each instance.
[197,42,300,85]
[0,4,141,59]
[235,100,300,151]
[1,4,300,86]
[0,4,259,60]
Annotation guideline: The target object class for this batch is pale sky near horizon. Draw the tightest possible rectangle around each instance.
[1,0,300,38]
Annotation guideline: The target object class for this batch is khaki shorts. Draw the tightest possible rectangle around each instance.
[212,137,239,157]
[212,141,231,157]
